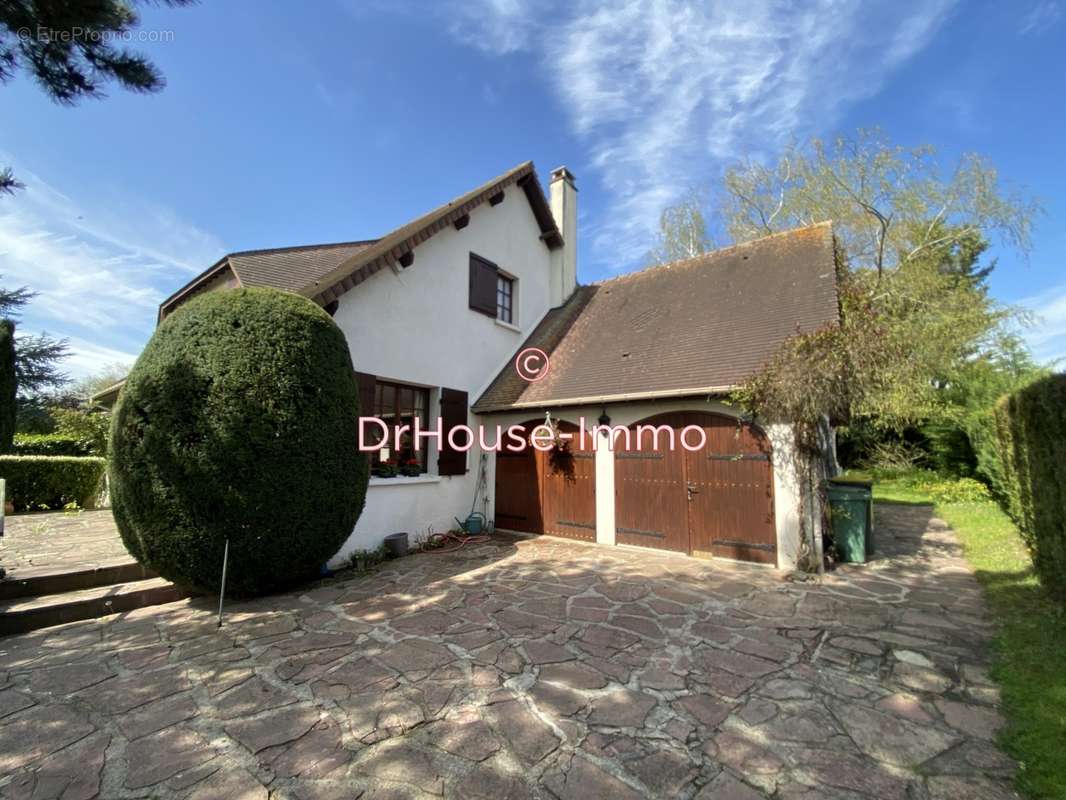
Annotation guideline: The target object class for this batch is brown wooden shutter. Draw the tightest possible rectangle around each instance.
[438,387,469,476]
[469,254,498,316]
[354,371,376,417]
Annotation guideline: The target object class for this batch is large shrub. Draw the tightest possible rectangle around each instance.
[0,455,106,510]
[994,374,1066,601]
[53,407,111,455]
[110,288,368,596]
[13,432,93,456]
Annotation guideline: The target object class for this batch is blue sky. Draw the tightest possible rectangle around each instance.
[0,0,1063,379]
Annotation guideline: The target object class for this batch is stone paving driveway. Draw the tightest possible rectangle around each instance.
[0,505,1016,799]
[1,511,132,576]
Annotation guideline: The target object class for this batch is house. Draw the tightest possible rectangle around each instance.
[142,162,840,570]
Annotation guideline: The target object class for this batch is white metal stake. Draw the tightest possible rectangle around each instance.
[217,538,230,628]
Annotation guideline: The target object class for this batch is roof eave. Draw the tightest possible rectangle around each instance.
[157,256,239,322]
[472,384,737,414]
[89,378,127,409]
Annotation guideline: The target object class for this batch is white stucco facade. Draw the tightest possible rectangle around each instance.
[328,182,564,565]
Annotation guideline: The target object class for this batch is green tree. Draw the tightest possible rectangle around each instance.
[1,0,193,194]
[14,332,70,396]
[0,278,69,398]
[0,320,17,453]
[725,130,1040,440]
[51,406,111,455]
[646,189,714,265]
[922,332,1046,489]
[0,284,34,316]
[845,224,1012,425]
[834,220,1046,476]
[720,128,1039,282]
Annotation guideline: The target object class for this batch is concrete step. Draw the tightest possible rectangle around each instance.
[0,577,196,637]
[0,560,158,601]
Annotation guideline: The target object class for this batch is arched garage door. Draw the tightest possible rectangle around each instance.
[494,421,596,542]
[614,412,776,563]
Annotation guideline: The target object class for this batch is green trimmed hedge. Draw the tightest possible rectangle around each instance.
[0,455,106,510]
[13,433,93,457]
[110,287,368,596]
[995,374,1066,601]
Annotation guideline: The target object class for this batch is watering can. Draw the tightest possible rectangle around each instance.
[455,512,486,535]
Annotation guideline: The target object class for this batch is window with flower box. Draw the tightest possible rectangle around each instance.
[364,379,430,477]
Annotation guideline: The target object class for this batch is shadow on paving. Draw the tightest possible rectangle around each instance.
[0,509,1021,799]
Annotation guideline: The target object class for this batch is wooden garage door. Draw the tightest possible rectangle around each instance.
[614,421,690,552]
[494,421,596,542]
[614,412,776,563]
[494,422,542,534]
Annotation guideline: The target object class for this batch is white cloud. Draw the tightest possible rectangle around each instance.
[1019,1,1061,35]
[448,0,540,54]
[443,0,957,268]
[1021,282,1066,367]
[0,156,226,380]
[61,337,141,380]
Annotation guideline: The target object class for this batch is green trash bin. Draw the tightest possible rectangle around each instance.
[826,482,872,563]
[829,477,874,554]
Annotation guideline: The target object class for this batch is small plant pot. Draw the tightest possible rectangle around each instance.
[4,501,13,515]
[383,532,409,558]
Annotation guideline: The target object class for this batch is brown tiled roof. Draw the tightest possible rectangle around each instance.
[158,241,378,318]
[473,222,840,412]
[473,285,598,411]
[159,161,561,318]
[230,241,378,292]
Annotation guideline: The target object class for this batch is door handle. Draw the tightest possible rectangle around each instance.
[687,483,699,498]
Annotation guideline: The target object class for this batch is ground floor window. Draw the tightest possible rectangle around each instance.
[366,380,430,477]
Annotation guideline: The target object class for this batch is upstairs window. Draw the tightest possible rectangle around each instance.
[497,274,514,323]
[469,253,516,324]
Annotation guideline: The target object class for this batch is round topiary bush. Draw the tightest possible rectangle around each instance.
[110,287,368,596]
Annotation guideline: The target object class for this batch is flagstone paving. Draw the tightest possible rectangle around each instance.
[1,511,133,576]
[0,504,1018,798]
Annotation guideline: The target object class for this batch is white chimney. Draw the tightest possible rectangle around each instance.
[549,166,577,306]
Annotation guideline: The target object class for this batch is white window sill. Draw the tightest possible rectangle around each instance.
[368,475,442,487]
[494,318,521,333]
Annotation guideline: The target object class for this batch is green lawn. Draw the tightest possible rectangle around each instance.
[845,470,1066,799]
